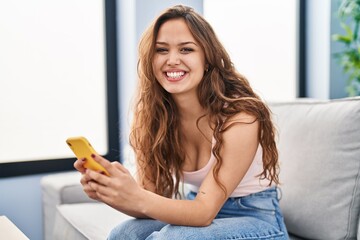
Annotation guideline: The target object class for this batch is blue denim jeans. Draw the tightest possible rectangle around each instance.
[108,187,289,239]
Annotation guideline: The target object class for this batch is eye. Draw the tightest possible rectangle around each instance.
[155,48,168,54]
[180,47,194,53]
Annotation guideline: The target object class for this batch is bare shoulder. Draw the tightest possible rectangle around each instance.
[221,111,260,164]
[219,112,260,152]
[223,111,258,130]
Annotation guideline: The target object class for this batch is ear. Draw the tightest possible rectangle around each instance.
[205,64,209,72]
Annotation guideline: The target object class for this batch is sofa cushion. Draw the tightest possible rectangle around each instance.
[269,97,360,239]
[53,203,133,240]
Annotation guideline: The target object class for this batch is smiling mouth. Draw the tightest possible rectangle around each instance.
[166,71,185,78]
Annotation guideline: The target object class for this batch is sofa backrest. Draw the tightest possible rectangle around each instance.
[269,97,360,239]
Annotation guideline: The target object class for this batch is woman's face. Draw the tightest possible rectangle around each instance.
[152,18,206,98]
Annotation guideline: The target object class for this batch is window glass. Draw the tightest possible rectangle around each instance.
[0,0,108,163]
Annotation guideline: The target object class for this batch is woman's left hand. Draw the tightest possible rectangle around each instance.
[83,154,145,214]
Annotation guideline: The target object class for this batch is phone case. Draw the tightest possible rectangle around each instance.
[66,136,110,176]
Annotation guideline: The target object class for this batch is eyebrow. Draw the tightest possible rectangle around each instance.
[155,41,198,46]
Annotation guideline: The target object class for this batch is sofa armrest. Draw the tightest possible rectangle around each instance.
[41,171,95,204]
[41,171,96,240]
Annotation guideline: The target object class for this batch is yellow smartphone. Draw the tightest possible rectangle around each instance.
[66,136,110,176]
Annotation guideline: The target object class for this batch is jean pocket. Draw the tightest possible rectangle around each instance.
[236,196,277,214]
[234,195,285,234]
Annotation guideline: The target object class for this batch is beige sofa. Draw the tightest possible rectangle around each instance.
[41,97,360,240]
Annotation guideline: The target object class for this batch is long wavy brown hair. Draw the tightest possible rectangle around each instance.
[130,5,279,198]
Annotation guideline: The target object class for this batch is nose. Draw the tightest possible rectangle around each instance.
[167,51,180,65]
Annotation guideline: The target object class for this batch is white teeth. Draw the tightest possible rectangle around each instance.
[166,71,185,78]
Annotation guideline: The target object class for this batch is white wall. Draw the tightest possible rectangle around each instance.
[204,0,298,102]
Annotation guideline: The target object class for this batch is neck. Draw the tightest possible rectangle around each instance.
[172,93,213,144]
[172,93,206,121]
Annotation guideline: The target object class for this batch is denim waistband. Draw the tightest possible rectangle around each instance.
[233,186,279,199]
[188,186,281,201]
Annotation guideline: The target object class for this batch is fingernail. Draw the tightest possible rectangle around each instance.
[91,154,96,158]
[82,158,86,161]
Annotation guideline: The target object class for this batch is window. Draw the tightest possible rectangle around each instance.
[0,0,119,177]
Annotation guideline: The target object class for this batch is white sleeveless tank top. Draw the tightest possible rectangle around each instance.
[182,144,272,197]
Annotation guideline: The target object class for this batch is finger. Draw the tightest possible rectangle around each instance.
[86,168,109,186]
[87,192,100,200]
[88,180,112,197]
[83,185,100,200]
[74,158,87,173]
[80,173,101,201]
[80,173,92,185]
[83,182,94,192]
[92,154,123,176]
[80,175,87,185]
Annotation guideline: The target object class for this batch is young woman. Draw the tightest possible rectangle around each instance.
[74,5,289,240]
